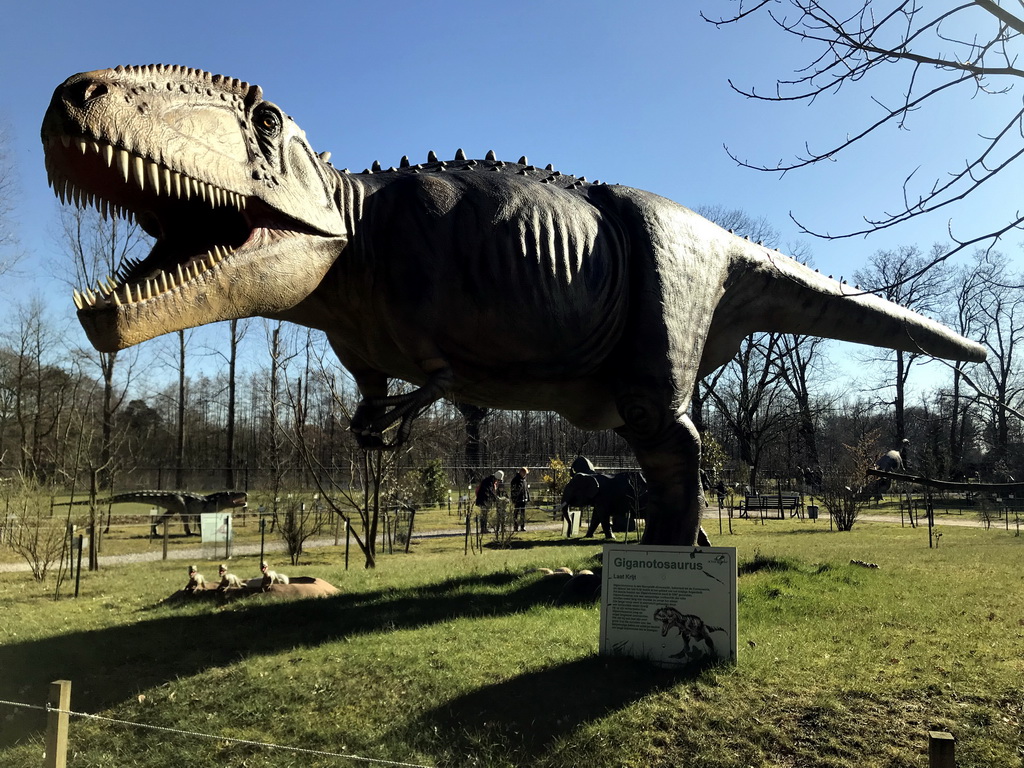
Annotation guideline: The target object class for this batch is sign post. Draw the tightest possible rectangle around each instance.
[600,544,737,667]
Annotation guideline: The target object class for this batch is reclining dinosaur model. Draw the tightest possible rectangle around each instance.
[64,490,247,536]
[40,65,986,546]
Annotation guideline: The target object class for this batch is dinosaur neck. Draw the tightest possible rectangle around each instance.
[333,170,369,243]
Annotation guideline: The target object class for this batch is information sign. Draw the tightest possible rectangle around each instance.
[201,512,233,558]
[562,508,581,537]
[600,544,737,667]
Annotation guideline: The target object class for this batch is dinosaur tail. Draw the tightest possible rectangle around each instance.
[727,244,986,363]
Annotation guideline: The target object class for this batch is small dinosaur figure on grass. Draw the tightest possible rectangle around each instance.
[64,490,247,537]
[183,564,205,594]
[41,65,986,546]
[259,561,289,591]
[216,563,247,591]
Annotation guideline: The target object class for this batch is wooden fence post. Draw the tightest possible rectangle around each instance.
[44,679,71,768]
[928,730,955,768]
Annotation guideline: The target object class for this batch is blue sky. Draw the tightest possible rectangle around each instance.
[0,1,1017,383]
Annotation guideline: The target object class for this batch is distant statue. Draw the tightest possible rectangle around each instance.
[862,440,909,501]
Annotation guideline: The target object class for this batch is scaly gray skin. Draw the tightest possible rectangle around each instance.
[65,490,247,536]
[41,65,987,546]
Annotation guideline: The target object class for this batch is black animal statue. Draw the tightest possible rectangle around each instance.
[559,456,648,539]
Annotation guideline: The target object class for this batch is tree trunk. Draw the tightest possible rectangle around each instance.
[226,319,238,488]
[175,331,186,489]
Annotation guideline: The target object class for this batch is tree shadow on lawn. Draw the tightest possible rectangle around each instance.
[410,655,704,764]
[0,570,595,747]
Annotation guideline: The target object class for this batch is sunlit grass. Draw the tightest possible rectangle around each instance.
[1,520,1021,767]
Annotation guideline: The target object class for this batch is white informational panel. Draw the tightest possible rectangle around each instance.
[201,512,233,558]
[562,508,581,537]
[600,544,737,667]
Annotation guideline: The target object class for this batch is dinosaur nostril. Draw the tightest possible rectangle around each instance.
[66,79,108,108]
[83,82,108,101]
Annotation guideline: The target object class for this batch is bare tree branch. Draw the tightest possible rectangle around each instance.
[709,0,1024,280]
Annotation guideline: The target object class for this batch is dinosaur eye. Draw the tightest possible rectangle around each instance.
[253,106,281,137]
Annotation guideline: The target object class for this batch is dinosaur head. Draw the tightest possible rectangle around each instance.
[41,65,346,351]
[209,490,248,510]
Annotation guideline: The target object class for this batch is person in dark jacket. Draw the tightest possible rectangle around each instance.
[475,470,504,533]
[510,467,530,531]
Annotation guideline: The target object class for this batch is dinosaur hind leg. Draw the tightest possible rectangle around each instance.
[151,510,174,538]
[350,365,454,449]
[615,391,705,546]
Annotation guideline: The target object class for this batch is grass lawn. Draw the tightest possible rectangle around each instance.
[0,517,1021,767]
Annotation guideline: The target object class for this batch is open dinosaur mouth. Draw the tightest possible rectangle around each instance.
[43,131,277,311]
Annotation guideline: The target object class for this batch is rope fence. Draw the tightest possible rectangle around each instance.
[1,682,435,768]
[2,681,959,767]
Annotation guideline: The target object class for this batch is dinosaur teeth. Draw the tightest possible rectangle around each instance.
[49,133,249,214]
[116,149,130,182]
[147,160,161,195]
[75,244,236,311]
[132,155,146,191]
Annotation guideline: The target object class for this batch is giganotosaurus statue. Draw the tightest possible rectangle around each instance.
[41,65,987,546]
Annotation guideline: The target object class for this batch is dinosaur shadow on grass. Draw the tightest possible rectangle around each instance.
[408,655,704,764]
[0,570,592,747]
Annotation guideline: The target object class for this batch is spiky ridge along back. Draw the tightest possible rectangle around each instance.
[338,148,606,192]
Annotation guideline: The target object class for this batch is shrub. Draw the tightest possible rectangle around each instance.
[418,459,449,507]
[543,456,571,499]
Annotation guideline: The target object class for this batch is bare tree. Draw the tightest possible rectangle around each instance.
[702,331,796,488]
[3,482,70,581]
[0,120,22,276]
[4,298,73,481]
[57,206,149,488]
[694,204,780,245]
[775,332,834,471]
[853,244,951,448]
[707,1,1024,273]
[942,256,990,472]
[965,250,1024,463]
[818,427,882,531]
[175,331,189,488]
[225,319,246,488]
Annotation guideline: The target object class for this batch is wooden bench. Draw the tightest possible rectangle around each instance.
[737,493,803,520]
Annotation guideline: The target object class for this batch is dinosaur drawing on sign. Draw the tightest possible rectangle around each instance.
[653,606,727,658]
[41,65,986,546]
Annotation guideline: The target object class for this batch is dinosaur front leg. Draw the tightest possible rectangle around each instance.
[350,361,454,449]
[615,390,706,546]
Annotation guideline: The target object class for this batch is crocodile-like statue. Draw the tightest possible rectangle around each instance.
[65,490,247,536]
[40,65,987,546]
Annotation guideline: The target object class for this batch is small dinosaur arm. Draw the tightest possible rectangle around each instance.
[65,490,247,535]
[41,65,986,546]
